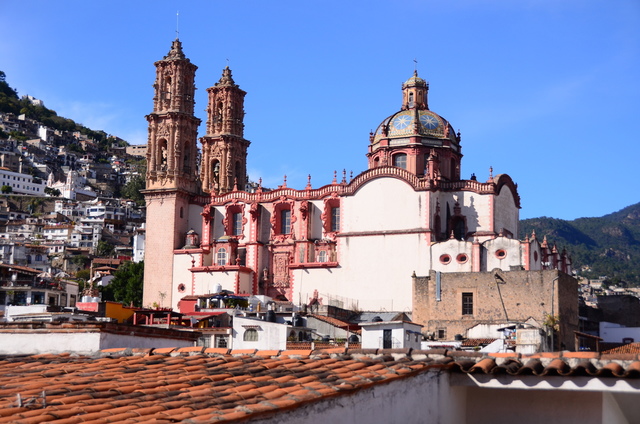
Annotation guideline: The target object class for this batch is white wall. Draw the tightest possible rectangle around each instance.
[232,316,290,350]
[0,330,193,355]
[600,322,640,343]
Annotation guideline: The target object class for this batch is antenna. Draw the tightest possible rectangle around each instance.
[176,11,180,38]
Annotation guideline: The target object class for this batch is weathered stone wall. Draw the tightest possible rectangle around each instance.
[413,269,578,350]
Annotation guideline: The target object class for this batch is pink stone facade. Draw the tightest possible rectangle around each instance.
[143,40,573,313]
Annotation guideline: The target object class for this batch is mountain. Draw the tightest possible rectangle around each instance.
[519,203,640,286]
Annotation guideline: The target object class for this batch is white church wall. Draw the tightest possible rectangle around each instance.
[430,239,474,273]
[192,269,237,297]
[341,178,426,233]
[293,232,428,312]
[187,204,204,239]
[494,185,519,237]
[483,237,523,272]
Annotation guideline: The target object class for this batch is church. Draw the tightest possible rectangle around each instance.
[142,39,572,314]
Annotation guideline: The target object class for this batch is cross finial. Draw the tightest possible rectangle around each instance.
[413,58,418,72]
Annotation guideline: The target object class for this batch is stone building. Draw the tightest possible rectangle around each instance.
[142,39,573,315]
[412,269,578,350]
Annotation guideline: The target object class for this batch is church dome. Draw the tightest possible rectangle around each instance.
[372,109,456,144]
[370,71,458,146]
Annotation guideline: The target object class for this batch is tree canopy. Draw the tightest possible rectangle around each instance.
[102,261,144,307]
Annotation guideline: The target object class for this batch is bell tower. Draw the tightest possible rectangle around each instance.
[143,39,200,308]
[200,67,250,194]
[146,38,201,193]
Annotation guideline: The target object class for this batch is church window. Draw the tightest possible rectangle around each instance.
[495,249,507,259]
[393,153,407,169]
[408,92,414,108]
[456,254,468,264]
[462,292,473,315]
[453,218,465,241]
[317,250,327,263]
[331,206,340,232]
[243,328,258,342]
[216,248,228,266]
[280,209,291,235]
[232,212,242,236]
[439,254,451,265]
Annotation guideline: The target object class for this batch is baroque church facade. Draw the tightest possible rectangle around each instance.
[143,39,572,312]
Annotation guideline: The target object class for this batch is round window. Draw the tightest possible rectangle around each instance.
[456,254,468,264]
[440,254,451,265]
[495,249,507,259]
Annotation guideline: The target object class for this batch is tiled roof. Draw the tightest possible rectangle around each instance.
[0,348,638,423]
[460,338,497,347]
[308,314,359,331]
[602,342,640,355]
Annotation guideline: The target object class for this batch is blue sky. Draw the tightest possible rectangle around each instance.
[1,1,638,220]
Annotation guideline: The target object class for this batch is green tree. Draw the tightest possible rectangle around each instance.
[102,261,144,307]
[1,185,12,194]
[97,240,115,258]
[44,187,61,197]
[121,175,145,205]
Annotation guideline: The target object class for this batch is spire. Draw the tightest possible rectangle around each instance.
[216,66,237,87]
[164,39,186,61]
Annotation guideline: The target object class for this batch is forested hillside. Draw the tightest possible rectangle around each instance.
[520,203,640,286]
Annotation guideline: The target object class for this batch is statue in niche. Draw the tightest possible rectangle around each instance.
[161,146,168,171]
[213,162,220,185]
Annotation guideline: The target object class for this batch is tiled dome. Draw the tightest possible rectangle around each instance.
[373,109,455,143]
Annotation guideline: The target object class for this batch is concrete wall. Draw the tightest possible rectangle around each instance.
[0,324,196,355]
[250,369,465,424]
[232,316,290,350]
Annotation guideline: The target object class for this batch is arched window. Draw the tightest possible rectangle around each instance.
[393,153,407,169]
[243,328,258,341]
[408,92,414,108]
[216,248,227,266]
[317,250,327,263]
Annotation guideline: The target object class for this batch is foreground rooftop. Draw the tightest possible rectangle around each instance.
[0,347,638,424]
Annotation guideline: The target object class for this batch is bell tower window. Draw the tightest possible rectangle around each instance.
[408,92,414,108]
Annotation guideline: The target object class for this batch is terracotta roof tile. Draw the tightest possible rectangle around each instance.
[0,348,638,423]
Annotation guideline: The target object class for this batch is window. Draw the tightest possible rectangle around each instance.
[216,248,227,266]
[462,292,473,315]
[243,329,258,342]
[216,335,228,348]
[280,209,291,234]
[317,250,327,263]
[437,328,446,339]
[331,207,340,232]
[393,153,407,169]
[232,212,242,236]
